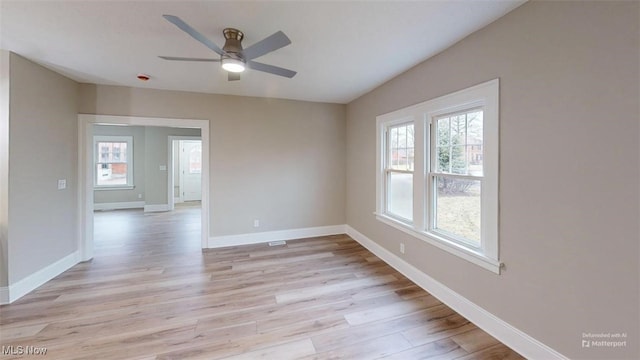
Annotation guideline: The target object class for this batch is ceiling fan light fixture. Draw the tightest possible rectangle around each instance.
[221,58,245,73]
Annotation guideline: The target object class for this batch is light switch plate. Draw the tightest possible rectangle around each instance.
[57,179,66,190]
[159,165,167,171]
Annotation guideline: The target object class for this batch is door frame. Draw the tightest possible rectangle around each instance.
[168,136,202,208]
[78,114,210,261]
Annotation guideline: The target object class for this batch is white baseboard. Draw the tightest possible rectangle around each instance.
[208,224,347,248]
[93,201,144,211]
[0,251,79,304]
[144,204,170,212]
[345,225,568,360]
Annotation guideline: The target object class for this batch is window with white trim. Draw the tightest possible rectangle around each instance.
[376,79,500,273]
[94,135,134,189]
[384,122,414,222]
[430,109,483,246]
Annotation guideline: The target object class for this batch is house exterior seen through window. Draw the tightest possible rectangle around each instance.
[94,136,134,188]
[432,109,483,245]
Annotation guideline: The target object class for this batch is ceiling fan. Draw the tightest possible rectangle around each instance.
[159,15,296,81]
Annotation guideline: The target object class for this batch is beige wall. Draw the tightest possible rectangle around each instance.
[7,53,79,283]
[0,50,9,287]
[80,84,346,236]
[345,1,639,359]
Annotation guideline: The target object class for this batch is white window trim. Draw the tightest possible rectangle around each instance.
[93,135,134,190]
[382,118,415,224]
[376,79,501,274]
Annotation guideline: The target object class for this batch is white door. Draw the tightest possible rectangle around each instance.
[180,140,202,201]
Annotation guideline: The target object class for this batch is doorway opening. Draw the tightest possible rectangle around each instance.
[171,138,202,205]
[78,115,210,262]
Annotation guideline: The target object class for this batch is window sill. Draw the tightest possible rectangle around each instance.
[375,213,502,274]
[94,186,135,191]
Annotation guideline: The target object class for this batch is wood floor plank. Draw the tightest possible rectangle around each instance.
[0,206,523,359]
[401,313,478,346]
[311,304,455,353]
[454,343,526,360]
[302,333,412,360]
[344,294,441,325]
[219,339,317,360]
[275,274,397,303]
[450,328,501,353]
[0,323,48,341]
[379,338,467,360]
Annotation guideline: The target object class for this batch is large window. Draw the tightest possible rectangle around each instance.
[376,79,500,273]
[94,136,133,188]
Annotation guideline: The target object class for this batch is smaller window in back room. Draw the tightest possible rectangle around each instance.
[94,135,134,188]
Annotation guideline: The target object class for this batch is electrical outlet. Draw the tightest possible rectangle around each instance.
[400,243,405,254]
[253,219,260,228]
[57,179,66,190]
[138,194,143,199]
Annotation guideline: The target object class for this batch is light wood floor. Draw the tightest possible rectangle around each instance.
[0,205,524,359]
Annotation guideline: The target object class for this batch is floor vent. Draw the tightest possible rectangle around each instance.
[268,240,286,246]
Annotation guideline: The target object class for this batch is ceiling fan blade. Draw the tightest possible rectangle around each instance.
[242,31,291,61]
[159,56,220,62]
[228,73,241,81]
[247,61,297,78]
[163,14,225,56]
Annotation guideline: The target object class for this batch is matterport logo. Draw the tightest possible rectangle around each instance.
[581,332,627,349]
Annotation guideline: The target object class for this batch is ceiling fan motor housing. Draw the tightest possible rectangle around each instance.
[222,28,244,61]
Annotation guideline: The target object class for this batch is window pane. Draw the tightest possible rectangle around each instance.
[451,146,466,174]
[387,172,413,220]
[434,176,480,245]
[112,147,121,161]
[451,114,466,145]
[436,146,449,173]
[96,163,128,186]
[189,146,202,174]
[388,123,414,171]
[435,110,483,176]
[97,142,127,163]
[100,145,109,162]
[437,117,450,146]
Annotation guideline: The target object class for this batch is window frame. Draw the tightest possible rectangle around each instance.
[428,108,485,248]
[375,79,501,273]
[93,135,134,190]
[383,120,415,223]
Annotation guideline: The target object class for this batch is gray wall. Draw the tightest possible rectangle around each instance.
[93,125,200,206]
[345,1,639,359]
[144,126,201,206]
[7,52,78,284]
[79,85,346,236]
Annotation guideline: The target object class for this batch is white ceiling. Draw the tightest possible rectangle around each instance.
[0,1,525,104]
